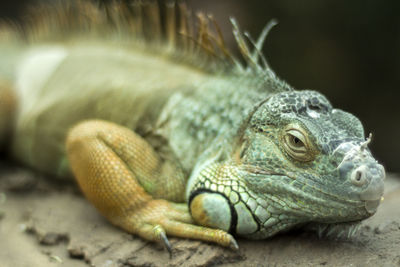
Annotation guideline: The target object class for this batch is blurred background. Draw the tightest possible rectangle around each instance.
[0,0,399,172]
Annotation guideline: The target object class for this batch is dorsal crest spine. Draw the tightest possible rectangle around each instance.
[3,0,288,85]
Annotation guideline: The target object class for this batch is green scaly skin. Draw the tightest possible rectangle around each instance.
[0,1,385,242]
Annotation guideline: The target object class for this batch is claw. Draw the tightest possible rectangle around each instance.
[154,225,172,256]
[160,231,173,258]
[228,235,239,251]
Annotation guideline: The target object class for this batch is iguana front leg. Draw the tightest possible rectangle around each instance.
[66,120,237,250]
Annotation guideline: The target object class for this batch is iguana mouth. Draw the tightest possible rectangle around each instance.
[364,199,381,214]
[238,164,285,177]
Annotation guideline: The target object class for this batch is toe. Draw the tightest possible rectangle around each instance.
[162,219,236,248]
[167,208,194,224]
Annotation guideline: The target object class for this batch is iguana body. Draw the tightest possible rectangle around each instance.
[0,1,385,250]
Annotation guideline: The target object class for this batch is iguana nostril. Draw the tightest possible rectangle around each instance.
[355,171,362,181]
[351,165,367,186]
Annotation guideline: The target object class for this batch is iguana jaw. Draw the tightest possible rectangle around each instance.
[242,169,379,222]
[188,158,384,240]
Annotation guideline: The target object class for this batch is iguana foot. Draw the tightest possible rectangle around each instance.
[119,199,238,252]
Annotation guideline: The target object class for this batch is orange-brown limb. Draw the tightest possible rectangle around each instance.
[66,120,237,251]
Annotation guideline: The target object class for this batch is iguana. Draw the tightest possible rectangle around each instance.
[0,1,385,251]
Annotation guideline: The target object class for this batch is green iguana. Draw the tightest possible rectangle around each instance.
[0,1,385,251]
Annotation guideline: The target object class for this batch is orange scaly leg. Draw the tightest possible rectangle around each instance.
[66,120,237,251]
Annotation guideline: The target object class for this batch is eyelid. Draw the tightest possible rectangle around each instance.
[283,126,316,162]
[286,129,306,145]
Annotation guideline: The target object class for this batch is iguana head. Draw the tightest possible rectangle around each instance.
[189,90,385,239]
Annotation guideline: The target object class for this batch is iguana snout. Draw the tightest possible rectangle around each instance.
[336,140,385,215]
[358,163,385,214]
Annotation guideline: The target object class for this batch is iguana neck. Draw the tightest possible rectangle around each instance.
[158,73,278,175]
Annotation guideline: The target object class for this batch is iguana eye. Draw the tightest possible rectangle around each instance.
[285,129,307,153]
[283,128,314,162]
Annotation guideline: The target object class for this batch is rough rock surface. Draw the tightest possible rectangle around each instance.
[1,161,400,267]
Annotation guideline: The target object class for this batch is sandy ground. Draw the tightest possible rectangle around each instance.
[1,160,400,267]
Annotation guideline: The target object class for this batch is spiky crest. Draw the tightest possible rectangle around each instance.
[1,0,284,82]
